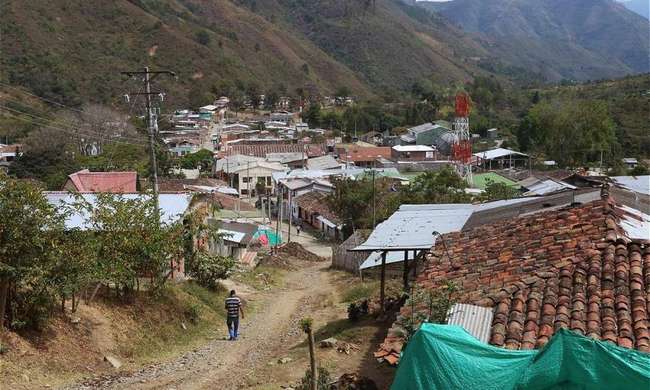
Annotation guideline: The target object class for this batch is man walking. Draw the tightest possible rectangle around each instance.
[225,290,244,340]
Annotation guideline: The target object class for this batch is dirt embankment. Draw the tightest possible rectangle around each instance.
[1,283,228,390]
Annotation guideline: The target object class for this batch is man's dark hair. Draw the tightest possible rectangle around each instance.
[230,289,236,296]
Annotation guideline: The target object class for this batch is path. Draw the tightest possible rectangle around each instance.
[66,233,334,390]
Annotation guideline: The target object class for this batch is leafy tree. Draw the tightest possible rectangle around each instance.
[523,100,616,166]
[264,90,279,110]
[401,167,471,204]
[73,193,183,298]
[335,86,351,97]
[481,179,520,201]
[195,30,211,45]
[187,253,235,290]
[10,127,80,189]
[179,149,214,170]
[302,104,322,128]
[629,164,649,176]
[0,174,63,330]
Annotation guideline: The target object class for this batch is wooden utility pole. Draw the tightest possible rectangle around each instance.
[288,187,292,242]
[403,250,409,290]
[300,318,317,390]
[121,67,175,218]
[379,250,387,314]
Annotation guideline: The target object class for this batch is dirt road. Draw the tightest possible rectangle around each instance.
[67,259,335,390]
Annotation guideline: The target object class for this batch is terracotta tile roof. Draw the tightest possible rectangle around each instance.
[65,169,137,193]
[377,190,650,364]
[295,191,341,224]
[338,146,392,163]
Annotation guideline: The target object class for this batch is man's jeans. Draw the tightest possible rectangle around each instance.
[227,316,239,340]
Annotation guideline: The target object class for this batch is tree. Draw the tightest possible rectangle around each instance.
[10,126,80,189]
[302,104,322,128]
[73,193,184,298]
[335,86,351,97]
[481,179,520,201]
[187,253,235,290]
[265,90,279,110]
[0,174,63,330]
[401,167,471,204]
[195,30,211,45]
[523,100,616,166]
[179,149,214,170]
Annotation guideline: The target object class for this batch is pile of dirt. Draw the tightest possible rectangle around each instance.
[258,242,326,268]
[277,242,326,262]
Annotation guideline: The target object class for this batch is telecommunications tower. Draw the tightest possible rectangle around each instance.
[452,92,473,184]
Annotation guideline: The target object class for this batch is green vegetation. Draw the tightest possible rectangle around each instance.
[179,148,214,170]
[340,281,380,303]
[0,175,229,331]
[231,265,286,290]
[118,280,229,363]
[518,100,616,166]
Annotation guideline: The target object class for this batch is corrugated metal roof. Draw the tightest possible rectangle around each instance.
[447,303,494,343]
[359,250,415,270]
[523,179,576,196]
[307,155,341,170]
[46,193,192,230]
[616,204,650,241]
[473,148,528,160]
[353,198,555,252]
[218,229,246,243]
[611,176,650,196]
[352,204,475,251]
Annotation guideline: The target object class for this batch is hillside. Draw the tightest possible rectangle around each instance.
[244,0,490,89]
[419,0,650,82]
[1,0,647,108]
[534,74,650,158]
[0,0,370,107]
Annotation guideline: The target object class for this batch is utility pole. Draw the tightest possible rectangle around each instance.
[121,67,175,217]
[288,187,292,242]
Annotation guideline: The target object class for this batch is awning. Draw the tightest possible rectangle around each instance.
[359,250,416,270]
[317,215,340,229]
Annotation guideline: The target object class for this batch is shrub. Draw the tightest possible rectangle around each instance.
[185,303,201,324]
[297,367,332,390]
[187,253,235,290]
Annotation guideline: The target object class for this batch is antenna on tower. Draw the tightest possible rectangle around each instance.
[452,92,473,185]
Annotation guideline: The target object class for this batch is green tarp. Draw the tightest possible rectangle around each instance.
[392,324,650,390]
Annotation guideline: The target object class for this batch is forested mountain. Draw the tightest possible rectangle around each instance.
[1,0,647,107]
[418,0,650,82]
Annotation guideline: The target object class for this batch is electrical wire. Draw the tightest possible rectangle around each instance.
[1,105,147,145]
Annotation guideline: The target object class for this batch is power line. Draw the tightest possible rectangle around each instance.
[0,105,147,145]
[1,108,147,147]
[121,67,176,217]
[0,81,85,113]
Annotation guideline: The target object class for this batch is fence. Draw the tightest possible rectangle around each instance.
[331,229,370,274]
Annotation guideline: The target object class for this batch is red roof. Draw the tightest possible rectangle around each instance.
[338,146,391,163]
[66,169,137,193]
[378,190,650,364]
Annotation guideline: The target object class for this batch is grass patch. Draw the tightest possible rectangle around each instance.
[232,265,287,290]
[340,281,380,303]
[118,281,229,364]
[293,318,379,349]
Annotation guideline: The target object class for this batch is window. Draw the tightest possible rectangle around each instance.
[266,176,272,186]
[242,177,248,183]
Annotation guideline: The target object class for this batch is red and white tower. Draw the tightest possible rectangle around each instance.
[452,92,473,184]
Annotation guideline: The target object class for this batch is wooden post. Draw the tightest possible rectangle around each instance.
[308,326,317,390]
[402,250,409,290]
[380,250,387,314]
